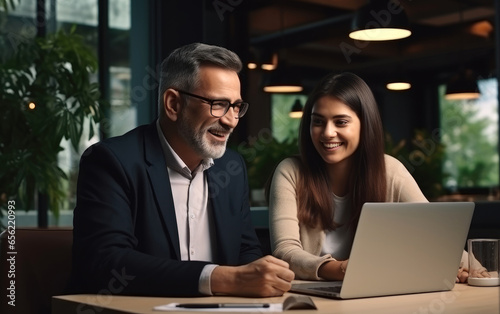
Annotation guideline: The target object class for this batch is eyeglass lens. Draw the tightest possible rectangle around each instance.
[211,101,247,118]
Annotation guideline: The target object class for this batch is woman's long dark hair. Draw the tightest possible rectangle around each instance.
[297,72,386,231]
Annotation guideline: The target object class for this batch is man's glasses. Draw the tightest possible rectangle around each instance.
[175,89,249,118]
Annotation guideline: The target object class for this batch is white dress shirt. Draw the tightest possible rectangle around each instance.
[156,121,218,295]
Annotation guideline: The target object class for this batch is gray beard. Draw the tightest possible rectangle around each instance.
[177,114,229,160]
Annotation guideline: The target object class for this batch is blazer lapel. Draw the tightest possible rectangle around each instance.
[206,164,240,265]
[143,123,181,259]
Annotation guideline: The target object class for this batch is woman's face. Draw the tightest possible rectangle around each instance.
[310,95,361,167]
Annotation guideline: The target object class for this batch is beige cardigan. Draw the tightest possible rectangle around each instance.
[268,154,429,279]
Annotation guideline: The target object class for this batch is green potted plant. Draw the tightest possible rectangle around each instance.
[234,136,299,205]
[0,23,107,226]
[385,129,448,199]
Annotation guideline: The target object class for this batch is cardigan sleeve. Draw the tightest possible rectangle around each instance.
[268,158,334,280]
[385,154,429,202]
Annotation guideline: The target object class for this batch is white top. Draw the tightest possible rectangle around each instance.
[321,194,354,260]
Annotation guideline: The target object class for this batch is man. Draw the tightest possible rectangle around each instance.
[69,43,294,297]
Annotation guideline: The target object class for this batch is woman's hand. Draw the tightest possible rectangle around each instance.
[469,269,492,278]
[318,259,349,281]
[456,262,469,283]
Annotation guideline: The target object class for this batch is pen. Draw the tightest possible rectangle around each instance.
[176,303,270,308]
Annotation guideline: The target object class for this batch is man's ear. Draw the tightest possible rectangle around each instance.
[163,89,181,121]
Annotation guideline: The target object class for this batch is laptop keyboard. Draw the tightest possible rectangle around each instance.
[310,285,342,293]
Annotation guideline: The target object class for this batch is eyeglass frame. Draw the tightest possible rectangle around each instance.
[173,89,249,119]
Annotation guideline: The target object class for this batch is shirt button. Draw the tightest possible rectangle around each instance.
[190,249,195,255]
[190,214,195,219]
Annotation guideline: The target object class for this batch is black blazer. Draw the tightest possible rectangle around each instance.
[68,122,262,296]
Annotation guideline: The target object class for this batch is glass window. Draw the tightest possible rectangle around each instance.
[271,94,306,143]
[108,0,134,137]
[55,0,98,27]
[54,0,100,218]
[57,0,132,216]
[1,0,37,58]
[439,78,499,191]
[1,0,132,227]
[240,94,303,205]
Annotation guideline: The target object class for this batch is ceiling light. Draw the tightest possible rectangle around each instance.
[386,70,411,90]
[349,0,411,41]
[263,64,303,93]
[264,84,303,93]
[247,62,258,70]
[445,70,480,100]
[261,51,278,71]
[386,81,411,91]
[444,7,480,101]
[247,50,259,70]
[289,98,303,118]
[262,5,303,92]
[469,20,493,38]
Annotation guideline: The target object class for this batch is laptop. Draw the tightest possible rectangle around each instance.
[290,202,475,299]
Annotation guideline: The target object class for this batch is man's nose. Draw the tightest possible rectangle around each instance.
[219,107,239,129]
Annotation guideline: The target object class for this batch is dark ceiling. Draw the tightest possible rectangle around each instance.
[244,0,497,87]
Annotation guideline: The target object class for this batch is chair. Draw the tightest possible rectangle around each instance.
[0,228,73,314]
[468,201,500,239]
[250,207,272,255]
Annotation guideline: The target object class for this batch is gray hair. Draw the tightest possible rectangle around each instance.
[157,43,242,115]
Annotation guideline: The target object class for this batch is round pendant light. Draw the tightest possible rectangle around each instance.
[349,0,411,41]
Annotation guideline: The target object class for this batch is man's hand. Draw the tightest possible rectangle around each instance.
[211,255,295,297]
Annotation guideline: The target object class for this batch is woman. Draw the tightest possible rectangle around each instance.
[268,72,467,282]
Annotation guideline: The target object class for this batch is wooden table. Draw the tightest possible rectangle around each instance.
[52,284,500,314]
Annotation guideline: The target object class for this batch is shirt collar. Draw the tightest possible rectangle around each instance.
[155,120,214,179]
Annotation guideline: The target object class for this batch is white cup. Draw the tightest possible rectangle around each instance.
[467,239,500,286]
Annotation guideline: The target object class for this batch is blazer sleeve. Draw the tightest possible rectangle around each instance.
[69,141,210,297]
[230,152,263,264]
[208,150,263,265]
